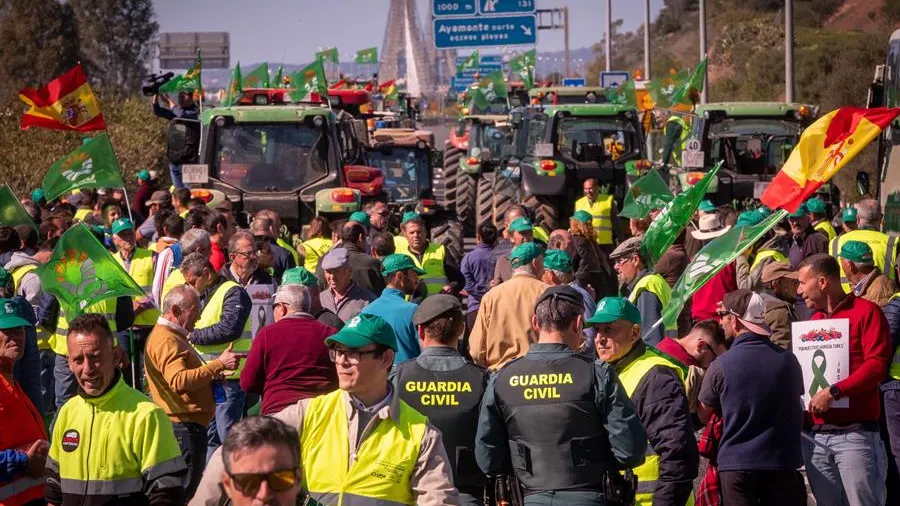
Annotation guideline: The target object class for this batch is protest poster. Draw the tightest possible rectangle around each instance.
[247,283,275,338]
[791,319,850,408]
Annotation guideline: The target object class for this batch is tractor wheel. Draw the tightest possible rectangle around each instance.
[523,194,561,231]
[456,173,477,236]
[441,141,461,209]
[430,218,464,266]
[476,173,494,230]
[492,171,519,227]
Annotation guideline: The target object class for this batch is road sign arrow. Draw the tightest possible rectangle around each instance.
[521,25,532,36]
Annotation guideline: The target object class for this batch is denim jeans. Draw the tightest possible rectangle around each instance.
[173,422,208,499]
[206,380,245,461]
[40,350,56,418]
[169,162,184,189]
[53,354,77,411]
[802,428,887,506]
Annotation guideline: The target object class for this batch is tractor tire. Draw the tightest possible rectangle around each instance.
[431,218,464,266]
[476,173,494,230]
[442,141,461,209]
[523,194,561,231]
[492,171,520,227]
[456,173,477,236]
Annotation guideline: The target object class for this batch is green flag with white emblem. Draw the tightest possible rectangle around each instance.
[42,133,124,202]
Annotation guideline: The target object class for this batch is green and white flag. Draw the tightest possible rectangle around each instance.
[242,62,270,88]
[223,63,243,107]
[42,133,124,202]
[619,170,673,219]
[316,47,339,64]
[457,50,479,75]
[290,60,328,102]
[0,185,38,232]
[355,47,378,64]
[509,49,535,88]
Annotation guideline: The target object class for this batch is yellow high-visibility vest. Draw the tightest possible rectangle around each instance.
[160,269,185,310]
[193,280,252,379]
[574,195,614,245]
[10,264,50,350]
[666,115,690,167]
[629,273,676,331]
[750,249,787,273]
[302,237,333,272]
[49,299,118,356]
[830,229,899,292]
[888,293,900,380]
[277,237,301,266]
[394,242,448,295]
[814,220,837,242]
[114,248,159,327]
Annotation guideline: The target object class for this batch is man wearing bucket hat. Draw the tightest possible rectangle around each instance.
[589,296,697,506]
[699,289,806,505]
[360,254,426,364]
[838,240,895,307]
[787,202,829,270]
[807,197,836,242]
[192,313,459,506]
[610,236,672,347]
[691,214,739,321]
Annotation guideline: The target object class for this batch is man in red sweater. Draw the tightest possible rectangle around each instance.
[796,254,891,506]
[240,284,339,414]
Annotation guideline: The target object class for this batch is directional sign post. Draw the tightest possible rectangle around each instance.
[479,0,536,15]
[434,15,537,49]
[562,77,586,87]
[601,71,630,89]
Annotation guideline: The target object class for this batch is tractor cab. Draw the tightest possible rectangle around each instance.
[528,87,608,106]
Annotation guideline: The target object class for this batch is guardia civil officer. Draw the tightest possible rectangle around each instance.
[475,285,647,505]
[392,294,490,505]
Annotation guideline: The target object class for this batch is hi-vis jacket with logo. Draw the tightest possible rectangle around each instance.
[46,374,186,506]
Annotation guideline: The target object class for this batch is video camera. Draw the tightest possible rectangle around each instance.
[142,72,175,96]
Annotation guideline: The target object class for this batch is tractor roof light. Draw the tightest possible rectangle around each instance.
[330,189,356,203]
[467,157,479,165]
[539,160,557,171]
[794,105,810,120]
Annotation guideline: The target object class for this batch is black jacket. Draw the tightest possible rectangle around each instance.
[572,235,616,298]
[316,242,385,296]
[268,242,296,283]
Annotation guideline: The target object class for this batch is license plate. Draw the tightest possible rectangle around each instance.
[683,150,705,168]
[181,164,209,184]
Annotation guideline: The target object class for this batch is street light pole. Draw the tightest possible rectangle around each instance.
[785,0,795,101]
[699,0,708,103]
[605,0,611,72]
[644,0,651,80]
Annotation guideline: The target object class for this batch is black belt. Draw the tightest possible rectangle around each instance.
[809,421,879,433]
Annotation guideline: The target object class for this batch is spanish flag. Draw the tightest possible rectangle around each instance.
[760,107,900,213]
[18,64,107,132]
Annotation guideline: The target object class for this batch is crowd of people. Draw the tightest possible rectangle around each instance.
[1,175,899,506]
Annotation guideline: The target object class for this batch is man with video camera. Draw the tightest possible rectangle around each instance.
[152,86,199,189]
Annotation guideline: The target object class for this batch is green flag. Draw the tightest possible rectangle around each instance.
[662,209,787,328]
[670,57,708,107]
[316,47,339,64]
[606,79,636,107]
[640,161,722,266]
[479,70,508,100]
[0,185,37,232]
[243,62,270,88]
[290,60,328,102]
[159,54,202,94]
[37,223,143,318]
[457,50,479,75]
[619,170,673,219]
[646,68,690,109]
[273,64,284,88]
[510,49,536,88]
[42,133,124,203]
[355,47,378,64]
[223,63,243,107]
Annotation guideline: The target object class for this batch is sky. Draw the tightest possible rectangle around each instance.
[153,0,665,67]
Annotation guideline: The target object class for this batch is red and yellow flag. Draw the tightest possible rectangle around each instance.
[18,64,107,132]
[760,107,900,213]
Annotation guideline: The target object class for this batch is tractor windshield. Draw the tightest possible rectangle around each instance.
[707,118,801,176]
[470,124,510,158]
[213,123,328,191]
[555,116,638,162]
[365,147,428,202]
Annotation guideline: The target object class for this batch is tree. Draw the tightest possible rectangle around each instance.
[70,0,158,95]
[0,0,80,101]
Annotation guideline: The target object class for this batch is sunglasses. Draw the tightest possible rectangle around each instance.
[228,468,299,496]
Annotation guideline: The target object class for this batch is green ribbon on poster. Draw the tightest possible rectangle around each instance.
[809,349,830,397]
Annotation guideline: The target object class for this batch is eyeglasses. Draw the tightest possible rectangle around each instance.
[614,256,634,266]
[716,309,739,318]
[328,347,380,364]
[228,468,299,496]
[234,250,259,258]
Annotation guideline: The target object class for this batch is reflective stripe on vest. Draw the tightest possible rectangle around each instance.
[629,273,676,331]
[575,195,614,245]
[617,348,689,506]
[814,221,837,242]
[0,476,44,504]
[831,230,898,292]
[395,242,448,295]
[301,390,425,506]
[750,249,787,273]
[74,208,92,222]
[666,116,690,166]
[278,237,300,266]
[50,300,118,356]
[10,264,50,350]
[114,248,159,327]
[302,237,333,272]
[193,280,252,379]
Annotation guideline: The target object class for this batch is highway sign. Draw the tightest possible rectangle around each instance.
[434,15,537,49]
[433,0,477,17]
[159,32,229,69]
[562,77,586,87]
[479,0,535,15]
[451,76,476,93]
[601,71,630,89]
[456,54,502,65]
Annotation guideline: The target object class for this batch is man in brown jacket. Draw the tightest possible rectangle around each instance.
[839,240,896,307]
[144,284,241,497]
[760,261,799,350]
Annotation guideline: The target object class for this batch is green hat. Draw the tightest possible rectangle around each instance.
[788,202,809,218]
[572,210,592,224]
[325,313,397,351]
[0,298,33,330]
[401,211,420,225]
[31,188,45,203]
[349,211,371,227]
[543,249,573,273]
[757,206,773,217]
[806,197,826,214]
[381,253,426,276]
[736,210,764,227]
[137,169,151,182]
[111,218,134,235]
[510,242,544,269]
[698,200,717,212]
[842,207,858,223]
[509,216,534,233]
[0,267,10,289]
[838,240,874,264]
[586,297,642,325]
[282,267,318,287]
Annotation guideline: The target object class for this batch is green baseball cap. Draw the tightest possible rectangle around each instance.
[586,297,642,325]
[510,242,544,269]
[736,210,764,227]
[508,216,534,233]
[572,210,592,224]
[31,188,45,203]
[381,253,426,276]
[698,200,717,212]
[349,211,371,227]
[111,218,134,235]
[806,197,826,214]
[0,298,33,330]
[325,313,397,351]
[137,169,151,182]
[788,202,809,218]
[282,267,318,287]
[401,211,420,225]
[842,207,858,223]
[543,249,573,273]
[0,267,10,289]
[839,240,874,264]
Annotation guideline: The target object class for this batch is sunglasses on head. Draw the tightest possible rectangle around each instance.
[228,468,299,496]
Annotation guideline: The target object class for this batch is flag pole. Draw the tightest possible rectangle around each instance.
[129,328,137,387]
[121,186,134,223]
[641,317,664,342]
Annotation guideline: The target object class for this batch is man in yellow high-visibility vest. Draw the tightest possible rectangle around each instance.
[574,178,616,247]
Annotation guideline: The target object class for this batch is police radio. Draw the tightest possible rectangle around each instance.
[602,468,637,506]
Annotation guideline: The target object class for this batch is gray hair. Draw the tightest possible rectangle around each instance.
[162,284,200,315]
[250,217,273,236]
[228,230,255,253]
[180,228,211,255]
[857,199,881,227]
[180,252,213,277]
[274,284,311,313]
[549,269,574,283]
[223,416,300,473]
[513,263,536,276]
